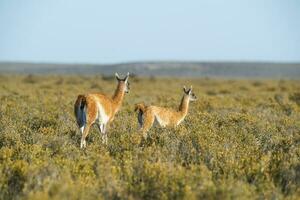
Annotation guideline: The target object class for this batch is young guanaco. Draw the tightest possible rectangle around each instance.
[135,86,197,138]
[74,72,130,148]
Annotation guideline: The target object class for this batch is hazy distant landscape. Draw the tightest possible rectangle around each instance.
[1,62,300,78]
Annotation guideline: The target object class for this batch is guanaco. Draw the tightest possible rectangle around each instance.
[134,86,197,138]
[74,72,130,148]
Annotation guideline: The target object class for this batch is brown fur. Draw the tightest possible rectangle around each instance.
[134,103,146,113]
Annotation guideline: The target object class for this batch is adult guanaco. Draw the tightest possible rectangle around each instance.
[74,72,130,148]
[134,86,197,138]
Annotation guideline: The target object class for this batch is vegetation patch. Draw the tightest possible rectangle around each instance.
[0,75,299,199]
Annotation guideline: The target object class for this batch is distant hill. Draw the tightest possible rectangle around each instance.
[0,61,300,78]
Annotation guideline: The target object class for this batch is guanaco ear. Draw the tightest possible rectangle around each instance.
[124,72,130,82]
[115,73,121,81]
[183,85,188,94]
[188,85,193,95]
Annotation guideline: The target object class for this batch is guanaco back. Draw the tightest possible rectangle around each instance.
[74,72,130,148]
[135,86,197,138]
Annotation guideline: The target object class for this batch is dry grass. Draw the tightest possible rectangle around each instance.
[0,74,299,200]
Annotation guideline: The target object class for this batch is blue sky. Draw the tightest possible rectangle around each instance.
[0,0,299,63]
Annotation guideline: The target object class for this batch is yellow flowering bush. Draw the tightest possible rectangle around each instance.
[0,75,299,199]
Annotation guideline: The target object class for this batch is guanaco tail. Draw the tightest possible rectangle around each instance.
[134,86,197,138]
[74,72,130,148]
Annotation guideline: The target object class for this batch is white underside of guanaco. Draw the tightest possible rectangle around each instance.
[96,101,109,124]
[154,114,167,127]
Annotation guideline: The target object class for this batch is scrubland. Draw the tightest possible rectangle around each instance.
[0,74,299,200]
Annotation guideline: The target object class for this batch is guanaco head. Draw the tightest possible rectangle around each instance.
[183,85,197,101]
[115,72,130,93]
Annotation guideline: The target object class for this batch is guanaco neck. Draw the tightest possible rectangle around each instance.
[112,82,125,113]
[178,95,190,117]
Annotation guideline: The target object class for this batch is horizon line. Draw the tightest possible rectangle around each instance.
[1,60,300,65]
